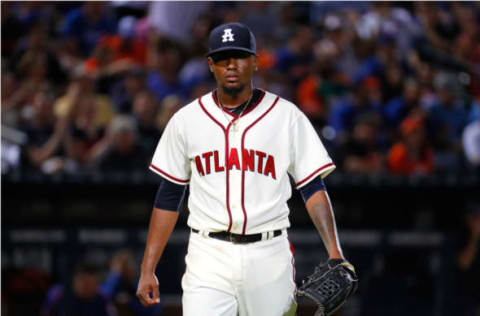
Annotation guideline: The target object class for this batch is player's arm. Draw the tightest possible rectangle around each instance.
[137,208,178,306]
[457,234,479,270]
[457,216,480,270]
[301,177,344,259]
[137,179,186,307]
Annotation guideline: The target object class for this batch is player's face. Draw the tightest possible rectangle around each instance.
[208,50,257,94]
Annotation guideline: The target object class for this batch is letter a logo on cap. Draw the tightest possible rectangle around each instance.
[222,28,234,42]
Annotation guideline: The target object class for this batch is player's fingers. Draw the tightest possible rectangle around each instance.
[136,292,148,307]
[136,291,149,307]
[152,285,160,304]
[152,274,161,304]
[137,287,154,306]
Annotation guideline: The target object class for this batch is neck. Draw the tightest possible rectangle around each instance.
[217,84,253,109]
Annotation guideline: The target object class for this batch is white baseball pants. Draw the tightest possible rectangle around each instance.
[181,230,297,316]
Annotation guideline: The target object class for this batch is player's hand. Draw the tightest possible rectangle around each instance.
[136,273,161,307]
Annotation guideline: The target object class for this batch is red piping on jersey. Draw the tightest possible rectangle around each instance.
[212,90,266,119]
[149,164,189,184]
[241,90,265,117]
[240,96,280,235]
[295,162,334,188]
[198,96,233,232]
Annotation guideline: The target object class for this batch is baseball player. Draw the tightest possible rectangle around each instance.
[137,22,353,316]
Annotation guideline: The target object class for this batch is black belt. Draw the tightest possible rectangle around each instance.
[191,228,282,244]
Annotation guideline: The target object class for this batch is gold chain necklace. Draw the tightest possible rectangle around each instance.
[218,90,253,132]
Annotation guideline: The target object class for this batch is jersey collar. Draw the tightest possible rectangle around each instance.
[212,88,265,119]
[199,89,276,131]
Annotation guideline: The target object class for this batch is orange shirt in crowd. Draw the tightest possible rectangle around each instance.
[297,75,324,119]
[387,142,434,175]
[85,35,147,71]
[296,73,349,120]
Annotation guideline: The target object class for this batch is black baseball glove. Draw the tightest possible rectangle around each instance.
[297,258,358,316]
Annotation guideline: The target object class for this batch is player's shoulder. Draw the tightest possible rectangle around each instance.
[263,90,304,118]
[173,97,201,117]
[167,95,208,125]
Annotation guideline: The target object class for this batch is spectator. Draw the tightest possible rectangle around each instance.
[428,72,468,171]
[146,38,186,101]
[20,86,64,171]
[132,91,162,156]
[338,113,385,174]
[242,2,280,44]
[329,76,384,144]
[9,22,67,86]
[84,16,148,76]
[3,52,52,125]
[148,1,209,45]
[95,115,149,173]
[111,68,147,113]
[381,62,404,103]
[101,250,162,316]
[59,128,95,175]
[349,37,385,85]
[1,70,19,126]
[61,3,116,59]
[178,15,213,96]
[414,2,457,56]
[387,114,434,175]
[383,78,421,128]
[296,56,349,128]
[54,70,115,155]
[42,262,117,316]
[156,94,183,131]
[314,12,359,81]
[429,73,468,140]
[185,14,212,58]
[274,25,315,85]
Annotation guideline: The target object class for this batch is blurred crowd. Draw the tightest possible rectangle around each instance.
[3,249,163,316]
[2,2,480,178]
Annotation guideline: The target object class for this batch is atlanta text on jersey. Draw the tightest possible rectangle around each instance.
[194,148,276,179]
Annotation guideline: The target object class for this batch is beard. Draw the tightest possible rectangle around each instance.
[222,84,245,96]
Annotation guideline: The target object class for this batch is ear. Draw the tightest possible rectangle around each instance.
[207,57,214,72]
[253,55,258,71]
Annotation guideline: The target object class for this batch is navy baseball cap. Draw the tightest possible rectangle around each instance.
[206,22,256,57]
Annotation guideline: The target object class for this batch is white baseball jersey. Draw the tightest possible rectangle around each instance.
[150,90,335,234]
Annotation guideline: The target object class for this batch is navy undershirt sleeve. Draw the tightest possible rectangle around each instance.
[154,177,187,212]
[299,176,326,203]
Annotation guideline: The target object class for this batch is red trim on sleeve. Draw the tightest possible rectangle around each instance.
[240,96,280,234]
[199,97,233,232]
[149,164,189,184]
[295,163,334,188]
